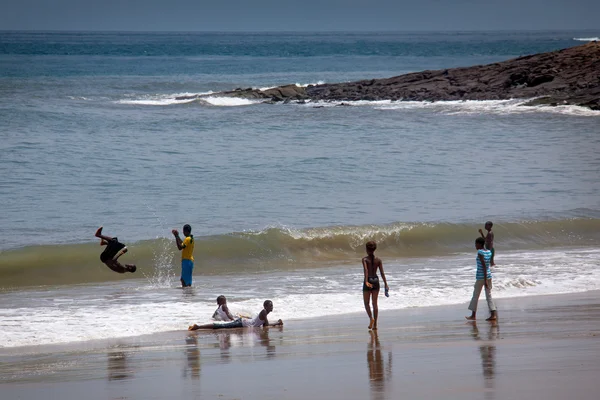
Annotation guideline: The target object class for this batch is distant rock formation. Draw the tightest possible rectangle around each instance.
[181,42,600,110]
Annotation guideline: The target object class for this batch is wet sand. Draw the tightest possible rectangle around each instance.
[1,291,599,400]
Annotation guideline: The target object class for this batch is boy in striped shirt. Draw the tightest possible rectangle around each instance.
[466,237,497,321]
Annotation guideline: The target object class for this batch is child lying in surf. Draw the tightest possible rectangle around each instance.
[189,300,283,330]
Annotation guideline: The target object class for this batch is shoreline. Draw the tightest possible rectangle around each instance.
[2,288,598,350]
[2,290,599,399]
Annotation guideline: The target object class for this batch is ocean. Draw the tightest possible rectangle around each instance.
[0,30,599,348]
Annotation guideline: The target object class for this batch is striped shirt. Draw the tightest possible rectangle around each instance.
[476,249,493,280]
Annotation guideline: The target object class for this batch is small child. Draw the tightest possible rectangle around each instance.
[466,237,497,321]
[212,295,236,321]
[478,221,495,266]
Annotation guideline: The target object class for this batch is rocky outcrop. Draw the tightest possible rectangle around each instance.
[175,84,308,102]
[187,42,600,110]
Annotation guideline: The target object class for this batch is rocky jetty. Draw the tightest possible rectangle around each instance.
[180,42,600,110]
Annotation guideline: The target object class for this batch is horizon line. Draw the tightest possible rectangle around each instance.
[1,28,598,34]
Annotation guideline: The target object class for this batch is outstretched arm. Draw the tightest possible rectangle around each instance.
[259,310,284,327]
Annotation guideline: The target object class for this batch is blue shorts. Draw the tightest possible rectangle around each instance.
[181,259,194,286]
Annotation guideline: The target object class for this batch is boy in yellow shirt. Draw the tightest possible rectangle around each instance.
[172,224,194,287]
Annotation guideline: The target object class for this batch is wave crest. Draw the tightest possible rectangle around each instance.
[1,218,599,288]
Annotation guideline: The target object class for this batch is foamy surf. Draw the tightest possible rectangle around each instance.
[1,247,599,347]
[258,82,326,91]
[302,98,599,116]
[573,37,599,41]
[117,93,205,106]
[116,92,215,106]
[2,218,600,289]
[202,96,260,106]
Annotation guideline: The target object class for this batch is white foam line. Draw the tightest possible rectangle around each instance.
[257,82,326,91]
[203,97,260,106]
[116,91,213,106]
[295,81,325,88]
[573,37,599,41]
[302,98,599,117]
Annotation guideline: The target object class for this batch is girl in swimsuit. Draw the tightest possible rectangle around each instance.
[362,241,389,330]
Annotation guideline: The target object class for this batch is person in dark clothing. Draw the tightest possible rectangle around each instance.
[95,227,136,273]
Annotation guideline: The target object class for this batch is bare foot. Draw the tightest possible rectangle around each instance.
[485,316,497,321]
[100,239,108,246]
[372,325,378,330]
[95,226,103,237]
[188,324,199,331]
[368,318,374,330]
[465,316,476,320]
[126,264,136,273]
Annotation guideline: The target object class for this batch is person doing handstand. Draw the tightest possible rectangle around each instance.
[95,227,136,273]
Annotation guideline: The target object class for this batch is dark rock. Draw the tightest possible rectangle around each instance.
[194,43,599,110]
[528,74,554,87]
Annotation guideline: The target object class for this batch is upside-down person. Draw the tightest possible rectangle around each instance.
[95,227,136,273]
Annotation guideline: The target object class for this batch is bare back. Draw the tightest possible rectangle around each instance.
[363,255,381,277]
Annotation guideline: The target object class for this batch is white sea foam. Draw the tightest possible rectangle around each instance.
[295,81,325,88]
[258,82,325,91]
[116,92,213,106]
[304,98,599,117]
[573,37,599,42]
[67,96,91,101]
[202,97,259,106]
[118,93,260,107]
[258,85,277,91]
[1,248,598,348]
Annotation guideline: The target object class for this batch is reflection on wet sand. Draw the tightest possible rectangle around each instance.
[213,326,281,363]
[259,326,281,358]
[184,334,201,380]
[366,330,392,400]
[216,331,233,362]
[470,321,499,399]
[107,347,134,381]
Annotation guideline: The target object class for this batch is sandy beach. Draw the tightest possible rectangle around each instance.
[1,290,599,400]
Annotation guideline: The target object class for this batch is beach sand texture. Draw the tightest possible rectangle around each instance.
[1,291,599,400]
